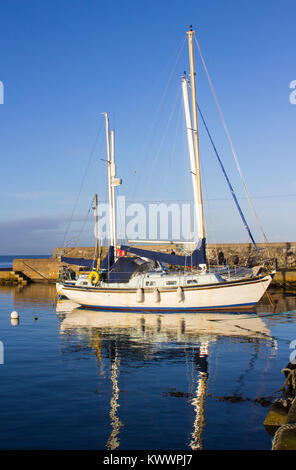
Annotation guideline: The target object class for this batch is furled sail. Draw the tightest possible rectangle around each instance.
[120,238,207,267]
[100,246,115,270]
[61,246,115,271]
[60,256,94,268]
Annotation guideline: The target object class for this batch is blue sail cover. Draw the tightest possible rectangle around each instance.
[60,256,95,268]
[61,246,115,270]
[120,238,207,267]
[106,256,150,283]
[99,246,114,270]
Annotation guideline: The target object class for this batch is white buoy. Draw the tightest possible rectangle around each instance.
[11,311,19,320]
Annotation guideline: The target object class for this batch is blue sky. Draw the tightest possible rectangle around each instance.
[0,0,295,254]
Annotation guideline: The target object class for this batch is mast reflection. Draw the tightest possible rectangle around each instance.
[189,342,208,450]
[58,302,275,449]
[106,350,123,450]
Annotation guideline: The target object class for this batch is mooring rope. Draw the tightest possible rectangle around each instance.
[272,421,296,450]
[278,368,296,393]
[272,369,296,449]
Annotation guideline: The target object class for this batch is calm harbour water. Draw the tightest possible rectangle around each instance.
[0,255,50,269]
[0,283,296,450]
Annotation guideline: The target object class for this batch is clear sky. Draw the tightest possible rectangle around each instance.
[0,0,295,254]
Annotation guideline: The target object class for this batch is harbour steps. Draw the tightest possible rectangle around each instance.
[0,269,27,286]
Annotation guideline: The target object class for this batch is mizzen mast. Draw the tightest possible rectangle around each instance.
[110,129,118,253]
[103,113,122,256]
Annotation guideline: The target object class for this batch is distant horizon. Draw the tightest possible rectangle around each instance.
[0,254,51,257]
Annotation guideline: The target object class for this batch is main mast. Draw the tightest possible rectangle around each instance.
[186,26,205,240]
[103,112,115,250]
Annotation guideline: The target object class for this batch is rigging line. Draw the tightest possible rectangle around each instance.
[122,194,296,202]
[61,124,104,248]
[199,145,219,264]
[73,196,95,250]
[181,105,195,242]
[194,34,269,244]
[141,87,182,196]
[199,155,208,240]
[197,102,259,254]
[130,35,187,200]
[161,94,183,193]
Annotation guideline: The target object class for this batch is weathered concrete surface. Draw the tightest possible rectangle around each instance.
[274,269,296,287]
[53,246,107,259]
[12,258,61,283]
[264,401,288,435]
[12,242,296,285]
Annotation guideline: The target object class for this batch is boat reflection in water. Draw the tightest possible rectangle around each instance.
[59,306,273,341]
[57,298,279,450]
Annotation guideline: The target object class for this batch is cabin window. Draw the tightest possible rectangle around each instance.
[166,281,177,286]
[187,279,198,284]
[146,281,155,286]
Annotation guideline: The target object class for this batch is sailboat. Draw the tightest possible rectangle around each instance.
[56,26,274,311]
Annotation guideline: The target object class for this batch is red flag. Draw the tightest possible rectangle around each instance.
[117,249,126,257]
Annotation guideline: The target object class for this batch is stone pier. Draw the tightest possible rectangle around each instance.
[11,242,296,287]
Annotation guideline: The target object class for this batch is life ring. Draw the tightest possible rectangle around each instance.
[89,271,100,285]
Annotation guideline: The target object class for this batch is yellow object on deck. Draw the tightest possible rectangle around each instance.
[89,271,100,285]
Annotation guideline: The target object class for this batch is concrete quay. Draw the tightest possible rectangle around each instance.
[10,242,296,287]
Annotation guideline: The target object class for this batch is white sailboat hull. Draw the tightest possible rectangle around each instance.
[57,275,272,312]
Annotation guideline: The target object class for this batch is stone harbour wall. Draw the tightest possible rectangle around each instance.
[12,258,61,283]
[11,242,296,286]
[53,242,296,269]
[206,242,296,269]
